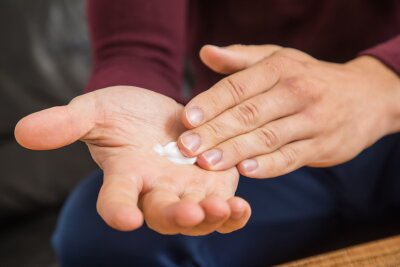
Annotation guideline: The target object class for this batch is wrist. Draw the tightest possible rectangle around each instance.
[347,56,400,136]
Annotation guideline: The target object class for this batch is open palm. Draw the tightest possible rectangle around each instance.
[15,86,251,235]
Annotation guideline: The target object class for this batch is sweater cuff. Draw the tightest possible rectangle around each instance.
[359,35,400,76]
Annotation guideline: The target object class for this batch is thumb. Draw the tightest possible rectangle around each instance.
[15,93,97,150]
[200,44,282,74]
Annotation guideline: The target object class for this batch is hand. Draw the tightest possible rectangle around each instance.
[178,45,400,178]
[15,86,251,235]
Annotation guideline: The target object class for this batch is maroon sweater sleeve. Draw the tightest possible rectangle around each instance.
[85,0,187,101]
[360,35,400,76]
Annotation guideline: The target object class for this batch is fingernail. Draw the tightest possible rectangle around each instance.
[241,159,258,172]
[186,107,203,126]
[202,149,222,165]
[181,133,201,152]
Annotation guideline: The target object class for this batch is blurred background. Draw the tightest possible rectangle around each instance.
[0,1,96,266]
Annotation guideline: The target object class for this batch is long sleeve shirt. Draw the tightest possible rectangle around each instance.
[86,0,400,103]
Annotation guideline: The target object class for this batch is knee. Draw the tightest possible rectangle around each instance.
[52,221,79,267]
[50,170,189,266]
[51,170,104,266]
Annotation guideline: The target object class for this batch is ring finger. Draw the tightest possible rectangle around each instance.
[196,113,316,170]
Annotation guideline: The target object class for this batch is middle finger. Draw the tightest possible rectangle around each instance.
[179,84,306,157]
[197,113,316,170]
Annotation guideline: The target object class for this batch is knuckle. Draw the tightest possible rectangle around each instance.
[283,76,324,102]
[302,108,319,129]
[230,139,246,158]
[279,146,298,167]
[258,127,280,149]
[183,188,206,199]
[271,51,291,64]
[204,121,225,141]
[276,48,301,58]
[234,101,260,127]
[271,49,287,58]
[159,176,185,192]
[261,59,281,77]
[272,48,301,61]
[224,77,247,105]
[284,76,308,97]
[202,92,221,112]
[269,52,304,75]
[299,59,315,70]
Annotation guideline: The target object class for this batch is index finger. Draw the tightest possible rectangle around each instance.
[182,57,281,128]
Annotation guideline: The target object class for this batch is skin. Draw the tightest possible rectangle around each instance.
[14,44,400,235]
[179,44,400,178]
[15,87,251,235]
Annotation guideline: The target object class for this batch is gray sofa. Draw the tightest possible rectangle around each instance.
[0,1,96,266]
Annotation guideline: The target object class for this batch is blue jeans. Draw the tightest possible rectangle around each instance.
[53,134,400,266]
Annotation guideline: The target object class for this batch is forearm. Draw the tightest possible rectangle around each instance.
[86,0,188,101]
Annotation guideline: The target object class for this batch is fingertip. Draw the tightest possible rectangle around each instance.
[180,109,195,129]
[97,174,143,231]
[172,201,205,228]
[200,196,231,223]
[199,44,238,74]
[238,160,264,179]
[176,135,199,158]
[196,150,234,172]
[195,154,219,171]
[114,207,144,231]
[238,168,255,178]
[176,137,191,157]
[228,197,251,221]
[181,106,204,129]
[14,106,81,150]
[216,197,251,234]
[199,44,219,62]
[14,108,61,150]
[14,116,30,149]
[99,204,144,232]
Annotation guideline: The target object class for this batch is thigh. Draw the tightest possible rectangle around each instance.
[53,167,337,267]
[53,135,400,267]
[324,133,400,222]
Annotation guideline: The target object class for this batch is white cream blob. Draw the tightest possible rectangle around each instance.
[153,142,197,165]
